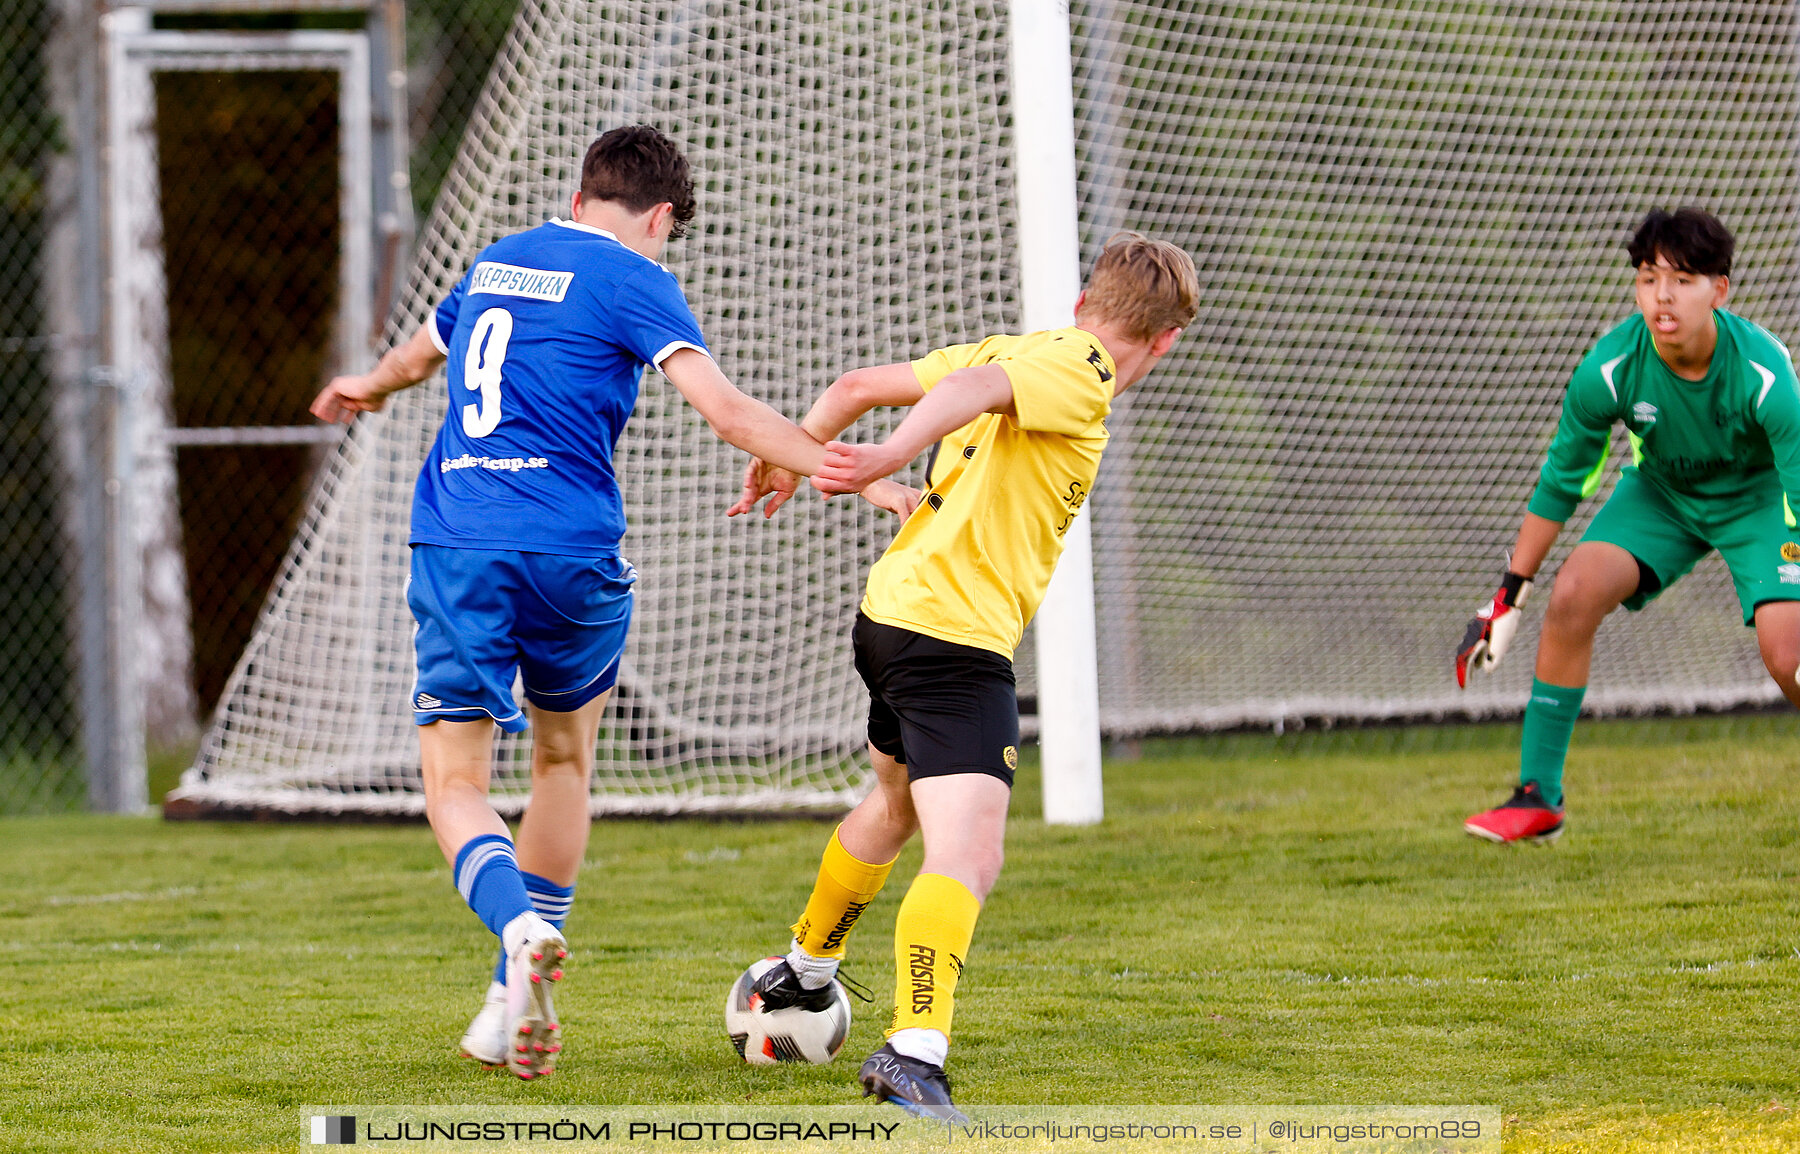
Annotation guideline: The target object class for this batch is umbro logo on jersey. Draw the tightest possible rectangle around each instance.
[1633,401,1658,426]
[1087,347,1113,382]
[415,693,443,710]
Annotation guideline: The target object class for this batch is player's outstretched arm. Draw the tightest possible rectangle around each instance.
[310,325,446,423]
[661,348,826,478]
[1455,512,1561,688]
[1456,347,1617,687]
[812,364,1012,495]
[802,364,928,439]
[729,363,925,519]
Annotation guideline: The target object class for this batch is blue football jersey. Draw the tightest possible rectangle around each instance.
[410,218,709,556]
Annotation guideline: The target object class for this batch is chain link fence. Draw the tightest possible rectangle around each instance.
[0,0,516,813]
[0,0,84,812]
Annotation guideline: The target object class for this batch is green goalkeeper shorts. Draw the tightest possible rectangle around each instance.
[1582,467,1800,625]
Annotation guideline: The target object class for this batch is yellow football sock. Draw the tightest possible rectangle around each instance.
[887,872,981,1040]
[791,826,898,959]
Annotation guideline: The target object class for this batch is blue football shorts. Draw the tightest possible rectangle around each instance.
[408,544,636,732]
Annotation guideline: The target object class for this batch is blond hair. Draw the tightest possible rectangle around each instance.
[1077,231,1198,341]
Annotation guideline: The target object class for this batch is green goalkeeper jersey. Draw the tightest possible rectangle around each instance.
[1528,309,1800,525]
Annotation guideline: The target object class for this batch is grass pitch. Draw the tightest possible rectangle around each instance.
[3,715,1799,1152]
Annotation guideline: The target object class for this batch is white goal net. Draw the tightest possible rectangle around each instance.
[1068,1,1800,734]
[175,1,1800,816]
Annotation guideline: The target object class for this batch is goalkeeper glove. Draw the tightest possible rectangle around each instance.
[1455,570,1533,688]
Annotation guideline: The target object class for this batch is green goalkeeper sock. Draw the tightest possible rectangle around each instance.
[1520,677,1584,809]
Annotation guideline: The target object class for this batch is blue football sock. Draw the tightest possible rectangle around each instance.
[452,834,533,940]
[494,871,575,984]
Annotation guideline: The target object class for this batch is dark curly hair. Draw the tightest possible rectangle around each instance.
[1627,207,1733,277]
[580,125,698,240]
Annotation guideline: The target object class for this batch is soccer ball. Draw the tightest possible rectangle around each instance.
[724,956,852,1065]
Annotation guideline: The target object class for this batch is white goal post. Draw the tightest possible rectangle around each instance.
[1013,0,1105,826]
[172,1,1800,820]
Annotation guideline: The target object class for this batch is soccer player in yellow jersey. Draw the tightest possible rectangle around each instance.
[728,232,1198,1119]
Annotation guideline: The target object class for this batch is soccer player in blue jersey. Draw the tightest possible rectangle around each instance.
[1456,207,1800,843]
[311,126,897,1078]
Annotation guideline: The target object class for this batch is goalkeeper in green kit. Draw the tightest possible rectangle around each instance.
[1457,207,1800,843]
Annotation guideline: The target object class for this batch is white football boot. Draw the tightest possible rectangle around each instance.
[458,980,509,1067]
[501,913,568,1080]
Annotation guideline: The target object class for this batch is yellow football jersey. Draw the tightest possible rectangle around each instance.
[860,327,1115,657]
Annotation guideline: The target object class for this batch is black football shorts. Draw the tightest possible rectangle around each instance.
[852,612,1020,786]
